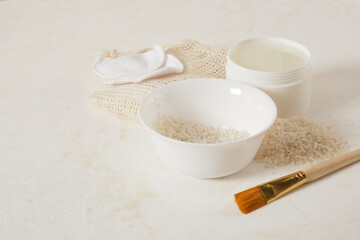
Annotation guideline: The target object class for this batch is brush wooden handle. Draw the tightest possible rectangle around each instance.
[303,149,360,182]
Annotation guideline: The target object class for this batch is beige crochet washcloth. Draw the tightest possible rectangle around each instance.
[90,39,227,120]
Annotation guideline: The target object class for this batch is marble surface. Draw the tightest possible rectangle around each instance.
[1,0,360,239]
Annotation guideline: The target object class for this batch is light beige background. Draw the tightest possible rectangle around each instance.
[1,0,359,239]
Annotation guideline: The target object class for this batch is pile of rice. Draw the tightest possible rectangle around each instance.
[254,117,349,167]
[153,114,249,144]
[153,114,349,168]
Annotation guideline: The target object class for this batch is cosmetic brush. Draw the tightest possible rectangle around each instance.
[234,149,360,214]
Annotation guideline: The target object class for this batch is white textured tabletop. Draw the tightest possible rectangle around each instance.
[1,0,360,239]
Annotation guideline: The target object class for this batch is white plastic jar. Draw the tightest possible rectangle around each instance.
[226,37,311,118]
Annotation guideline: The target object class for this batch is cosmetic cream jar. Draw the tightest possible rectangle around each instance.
[226,37,311,118]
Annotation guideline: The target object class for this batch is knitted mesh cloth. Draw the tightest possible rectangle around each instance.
[89,39,227,120]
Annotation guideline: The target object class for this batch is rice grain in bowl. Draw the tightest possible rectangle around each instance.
[153,113,250,144]
[139,78,277,178]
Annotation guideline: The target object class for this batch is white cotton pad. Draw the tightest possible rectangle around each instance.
[92,45,184,84]
[93,45,165,77]
[103,54,184,84]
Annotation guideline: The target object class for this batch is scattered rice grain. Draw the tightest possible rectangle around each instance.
[254,116,349,167]
[154,114,349,168]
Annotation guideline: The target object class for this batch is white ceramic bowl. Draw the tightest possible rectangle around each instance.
[139,78,277,178]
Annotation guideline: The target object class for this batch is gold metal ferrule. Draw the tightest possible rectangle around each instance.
[258,171,307,203]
